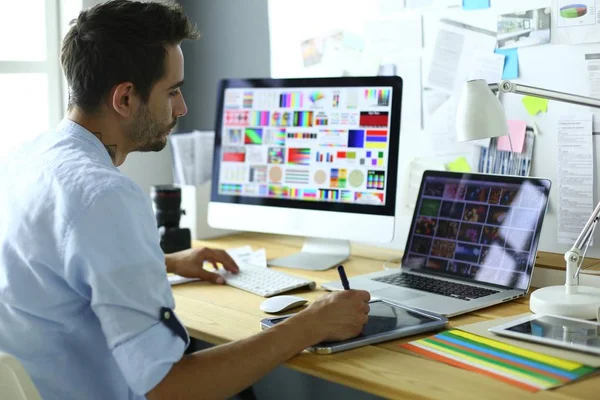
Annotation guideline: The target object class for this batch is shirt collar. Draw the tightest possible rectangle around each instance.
[57,118,115,165]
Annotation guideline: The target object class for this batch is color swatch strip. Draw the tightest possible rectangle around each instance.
[400,329,597,392]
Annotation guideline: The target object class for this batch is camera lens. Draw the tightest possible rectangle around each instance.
[151,185,182,228]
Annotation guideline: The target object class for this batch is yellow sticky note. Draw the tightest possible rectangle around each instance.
[522,96,549,116]
[446,157,471,172]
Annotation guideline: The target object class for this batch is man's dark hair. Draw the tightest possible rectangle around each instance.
[61,0,200,113]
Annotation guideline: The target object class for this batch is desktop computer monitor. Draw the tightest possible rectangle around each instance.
[208,76,402,270]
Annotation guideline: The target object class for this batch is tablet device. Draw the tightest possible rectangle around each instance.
[489,314,600,356]
[260,299,448,354]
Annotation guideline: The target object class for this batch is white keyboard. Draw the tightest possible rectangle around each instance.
[220,266,316,297]
[168,266,316,297]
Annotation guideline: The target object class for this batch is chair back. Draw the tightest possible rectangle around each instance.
[0,352,41,400]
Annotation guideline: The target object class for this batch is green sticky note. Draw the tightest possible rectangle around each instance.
[522,96,549,116]
[446,157,471,173]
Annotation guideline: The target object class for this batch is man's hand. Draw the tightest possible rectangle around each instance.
[286,290,371,343]
[166,247,239,284]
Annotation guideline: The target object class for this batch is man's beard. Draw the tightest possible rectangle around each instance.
[128,104,176,152]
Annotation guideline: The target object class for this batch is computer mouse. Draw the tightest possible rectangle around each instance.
[260,295,308,314]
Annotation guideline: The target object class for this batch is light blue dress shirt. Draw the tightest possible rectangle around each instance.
[0,119,188,399]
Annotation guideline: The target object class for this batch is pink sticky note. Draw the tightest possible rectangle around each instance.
[497,120,527,153]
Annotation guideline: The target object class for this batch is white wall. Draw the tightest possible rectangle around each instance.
[268,0,600,258]
[80,0,175,194]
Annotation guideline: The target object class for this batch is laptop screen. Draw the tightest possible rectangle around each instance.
[403,171,551,290]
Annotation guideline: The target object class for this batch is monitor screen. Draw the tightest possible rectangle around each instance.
[402,172,551,290]
[211,77,402,217]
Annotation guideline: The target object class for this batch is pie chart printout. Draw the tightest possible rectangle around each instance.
[560,4,588,18]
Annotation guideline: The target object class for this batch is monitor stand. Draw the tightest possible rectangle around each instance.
[268,238,350,271]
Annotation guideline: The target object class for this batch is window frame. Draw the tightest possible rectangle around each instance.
[0,0,64,131]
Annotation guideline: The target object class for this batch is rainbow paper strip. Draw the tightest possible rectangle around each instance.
[364,88,390,106]
[400,329,598,392]
[319,189,339,201]
[244,128,263,144]
[220,184,242,194]
[249,111,270,126]
[293,111,313,127]
[303,189,317,200]
[268,185,289,198]
[280,92,303,108]
[287,148,311,165]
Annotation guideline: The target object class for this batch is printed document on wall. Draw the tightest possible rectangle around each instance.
[585,53,600,133]
[382,54,422,131]
[426,20,496,95]
[557,114,594,244]
[552,0,600,44]
[364,12,423,54]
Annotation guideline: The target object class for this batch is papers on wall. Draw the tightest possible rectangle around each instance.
[463,0,490,11]
[423,88,450,117]
[494,48,519,79]
[586,53,600,98]
[446,156,471,172]
[522,95,549,115]
[406,0,434,7]
[557,113,594,244]
[168,131,215,186]
[403,158,445,213]
[427,95,475,157]
[497,7,551,49]
[364,13,423,55]
[381,54,423,130]
[300,31,366,77]
[497,120,527,152]
[585,53,600,133]
[468,51,505,83]
[406,0,461,7]
[426,19,496,95]
[377,0,406,12]
[552,0,600,44]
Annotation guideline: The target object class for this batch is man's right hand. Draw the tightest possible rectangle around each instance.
[287,290,371,343]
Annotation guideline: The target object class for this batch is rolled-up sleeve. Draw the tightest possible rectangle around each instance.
[62,184,189,395]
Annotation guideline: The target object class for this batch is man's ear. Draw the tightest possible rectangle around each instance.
[110,82,136,117]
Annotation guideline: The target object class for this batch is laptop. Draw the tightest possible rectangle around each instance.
[322,171,551,317]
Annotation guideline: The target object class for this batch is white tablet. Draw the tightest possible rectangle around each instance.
[260,299,448,354]
[489,314,600,356]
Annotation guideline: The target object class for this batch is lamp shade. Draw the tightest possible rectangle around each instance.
[456,79,509,142]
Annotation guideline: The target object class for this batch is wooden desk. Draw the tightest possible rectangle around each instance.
[172,233,599,400]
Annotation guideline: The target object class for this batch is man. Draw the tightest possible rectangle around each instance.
[0,1,370,399]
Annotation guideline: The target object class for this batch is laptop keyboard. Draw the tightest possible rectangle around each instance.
[372,273,499,301]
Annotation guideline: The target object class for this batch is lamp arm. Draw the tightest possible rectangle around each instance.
[485,79,600,293]
[564,201,600,294]
[490,80,600,109]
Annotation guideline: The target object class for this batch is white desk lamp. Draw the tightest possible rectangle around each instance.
[457,79,600,320]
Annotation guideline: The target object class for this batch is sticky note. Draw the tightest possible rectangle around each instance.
[522,95,549,116]
[494,48,519,80]
[447,157,471,172]
[463,0,490,10]
[497,120,527,153]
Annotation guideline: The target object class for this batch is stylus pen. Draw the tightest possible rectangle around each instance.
[337,265,350,290]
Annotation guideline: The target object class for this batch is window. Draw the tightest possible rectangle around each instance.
[0,0,82,159]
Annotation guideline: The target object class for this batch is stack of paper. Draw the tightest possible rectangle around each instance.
[168,130,215,186]
[168,246,267,286]
[401,329,598,392]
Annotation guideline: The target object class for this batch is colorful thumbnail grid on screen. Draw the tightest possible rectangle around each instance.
[404,177,546,290]
[218,86,393,206]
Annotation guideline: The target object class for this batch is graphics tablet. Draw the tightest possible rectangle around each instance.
[260,299,448,354]
[489,314,600,356]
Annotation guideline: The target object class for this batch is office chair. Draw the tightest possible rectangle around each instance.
[0,352,42,400]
